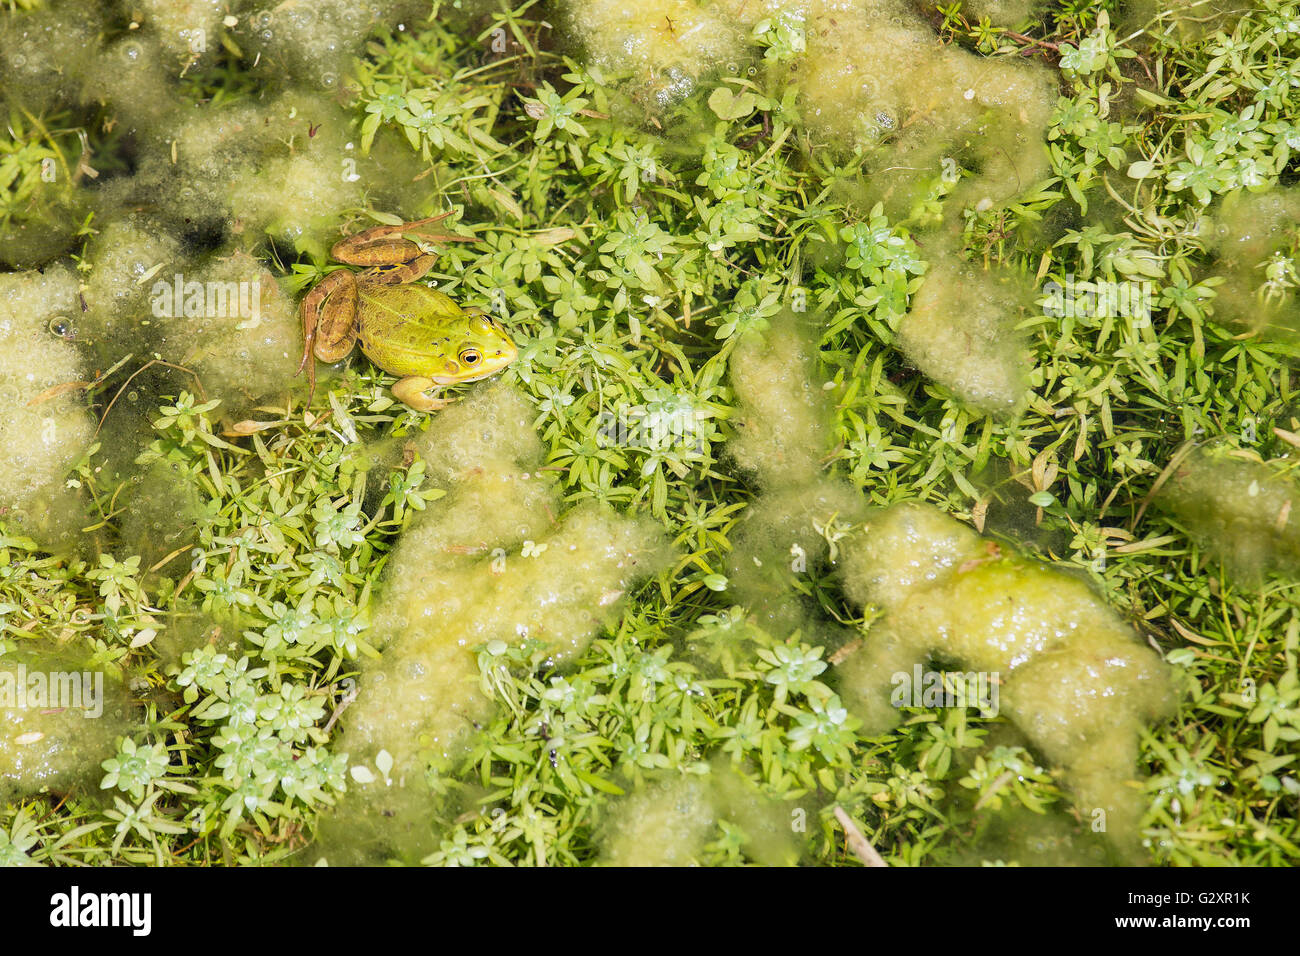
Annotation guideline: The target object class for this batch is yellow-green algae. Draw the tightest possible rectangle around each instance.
[78,214,189,358]
[134,0,228,71]
[85,35,177,137]
[598,763,801,866]
[562,0,749,108]
[1156,444,1300,583]
[837,501,1176,856]
[0,4,104,116]
[728,312,838,490]
[561,0,1055,216]
[114,459,210,575]
[726,316,865,634]
[943,0,1042,25]
[156,251,302,412]
[72,216,302,420]
[0,266,95,544]
[0,645,133,801]
[722,317,1175,857]
[234,1,428,93]
[323,384,674,862]
[944,803,1113,866]
[77,224,343,417]
[345,383,672,770]
[896,250,1035,415]
[1205,187,1300,337]
[779,0,1055,214]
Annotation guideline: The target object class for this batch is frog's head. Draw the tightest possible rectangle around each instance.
[434,311,517,384]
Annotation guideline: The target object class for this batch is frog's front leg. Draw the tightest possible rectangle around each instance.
[297,268,359,404]
[392,376,455,413]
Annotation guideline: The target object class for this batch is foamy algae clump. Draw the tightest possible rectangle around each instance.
[897,253,1035,415]
[562,0,1054,213]
[80,215,188,352]
[563,0,748,108]
[341,384,673,777]
[838,502,1175,854]
[945,0,1042,23]
[154,251,302,410]
[0,267,95,537]
[726,317,865,634]
[114,460,210,574]
[235,1,426,92]
[136,0,228,70]
[0,2,104,115]
[729,314,834,490]
[84,35,180,136]
[598,774,716,866]
[598,766,801,866]
[95,92,424,259]
[1204,188,1300,336]
[325,384,672,862]
[782,0,1055,213]
[1156,446,1300,583]
[77,215,300,409]
[1,647,134,801]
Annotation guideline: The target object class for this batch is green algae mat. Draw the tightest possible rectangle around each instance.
[1,0,1298,867]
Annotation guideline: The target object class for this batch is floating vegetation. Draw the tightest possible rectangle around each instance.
[0,0,1298,869]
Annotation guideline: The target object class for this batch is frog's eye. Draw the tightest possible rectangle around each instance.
[48,316,74,340]
[459,348,483,367]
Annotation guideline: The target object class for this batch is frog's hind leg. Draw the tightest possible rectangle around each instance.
[360,254,440,287]
[392,376,454,413]
[330,214,481,270]
[297,268,359,407]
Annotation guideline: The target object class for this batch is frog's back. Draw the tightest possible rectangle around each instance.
[357,284,465,378]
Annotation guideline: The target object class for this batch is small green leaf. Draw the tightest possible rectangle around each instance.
[708,87,758,121]
[572,767,626,795]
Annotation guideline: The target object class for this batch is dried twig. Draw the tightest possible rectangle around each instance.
[322,679,360,735]
[834,806,888,867]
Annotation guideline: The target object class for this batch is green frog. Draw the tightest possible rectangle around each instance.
[298,214,517,412]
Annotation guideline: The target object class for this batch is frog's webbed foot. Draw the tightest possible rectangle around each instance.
[298,268,359,409]
[393,376,454,413]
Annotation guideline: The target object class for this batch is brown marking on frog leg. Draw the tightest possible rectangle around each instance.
[330,214,480,267]
[297,268,358,407]
[392,376,454,413]
[359,253,440,286]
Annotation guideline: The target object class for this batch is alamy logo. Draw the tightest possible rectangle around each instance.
[150,274,262,329]
[0,664,104,718]
[890,665,1000,718]
[49,886,151,936]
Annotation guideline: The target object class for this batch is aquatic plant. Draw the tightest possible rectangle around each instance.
[0,0,1298,867]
